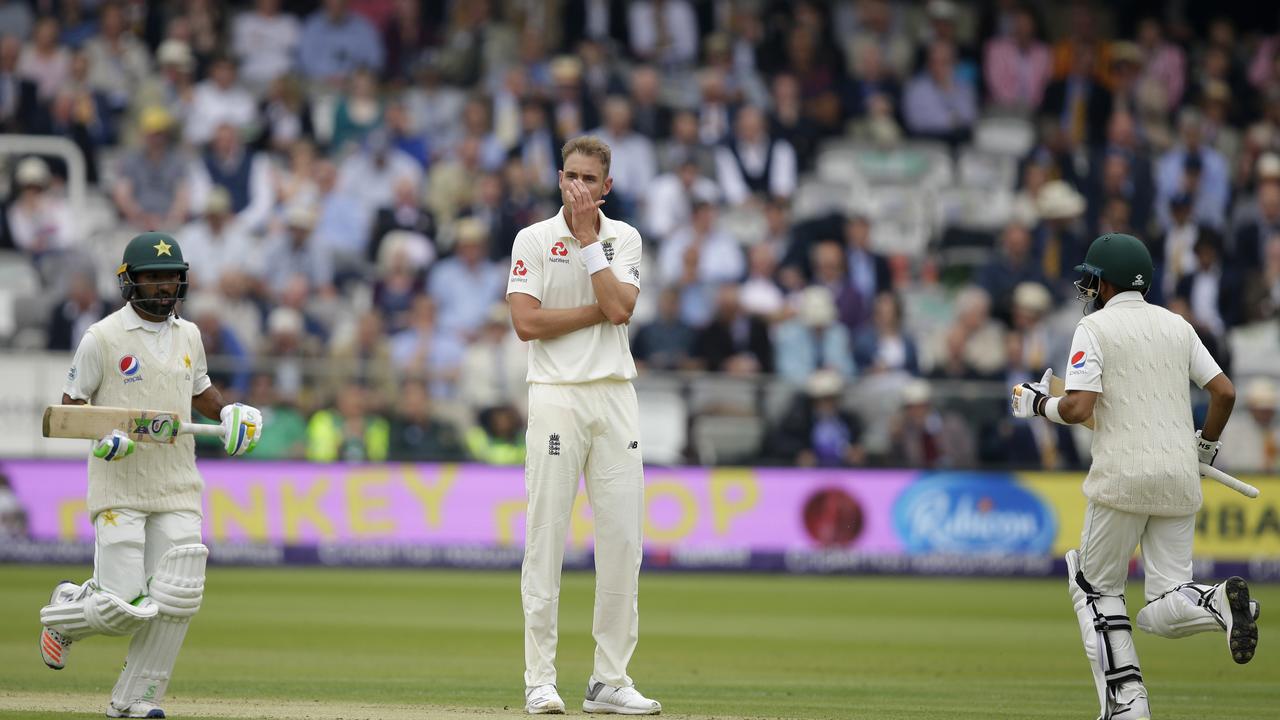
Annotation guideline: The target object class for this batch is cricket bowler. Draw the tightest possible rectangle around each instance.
[506,136,660,715]
[1011,232,1260,720]
[37,232,264,718]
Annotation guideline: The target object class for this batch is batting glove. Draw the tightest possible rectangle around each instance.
[1010,368,1053,419]
[1195,430,1222,467]
[93,430,136,462]
[220,403,264,456]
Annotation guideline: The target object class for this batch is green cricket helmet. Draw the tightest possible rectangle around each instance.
[116,232,190,313]
[1073,233,1153,311]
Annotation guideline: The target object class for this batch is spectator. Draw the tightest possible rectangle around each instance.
[769,72,823,170]
[589,96,657,223]
[390,295,466,396]
[627,0,698,68]
[0,0,33,41]
[259,204,335,295]
[274,139,321,211]
[628,64,672,141]
[1041,45,1112,150]
[1087,144,1153,241]
[131,40,196,143]
[382,0,436,83]
[328,310,398,406]
[1219,378,1279,473]
[312,160,373,274]
[83,1,150,112]
[337,129,423,218]
[1166,296,1230,374]
[185,56,257,146]
[0,472,28,539]
[983,5,1051,112]
[385,101,429,169]
[840,214,891,326]
[388,378,465,462]
[177,187,254,291]
[887,379,975,469]
[548,55,595,141]
[187,295,251,399]
[739,243,787,320]
[47,269,108,352]
[331,67,386,152]
[306,382,390,462]
[715,104,798,206]
[458,173,522,262]
[928,286,1006,380]
[1243,236,1280,323]
[631,287,697,372]
[978,222,1049,323]
[1233,182,1280,271]
[775,286,855,384]
[1156,192,1216,303]
[299,0,384,84]
[771,369,864,468]
[426,136,485,227]
[213,270,263,356]
[458,304,529,414]
[843,0,913,80]
[903,40,978,145]
[428,218,505,341]
[194,124,275,232]
[853,292,920,377]
[258,73,313,153]
[1033,180,1088,293]
[657,201,745,327]
[1174,233,1242,339]
[511,99,559,195]
[112,107,189,231]
[454,94,507,172]
[17,15,69,103]
[691,284,773,376]
[371,232,431,331]
[1134,17,1186,115]
[262,305,321,407]
[6,157,74,259]
[657,109,716,177]
[0,35,39,132]
[464,405,526,465]
[695,67,735,146]
[644,155,720,243]
[231,0,301,94]
[1155,109,1230,231]
[1005,281,1058,379]
[240,373,308,460]
[369,176,436,265]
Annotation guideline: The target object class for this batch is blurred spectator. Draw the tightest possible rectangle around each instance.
[1033,180,1087,292]
[645,155,720,243]
[56,1,94,49]
[739,243,786,320]
[273,139,321,211]
[332,67,386,152]
[458,304,528,413]
[1107,41,1144,119]
[628,64,672,141]
[778,8,847,136]
[306,382,390,462]
[369,176,436,265]
[1243,236,1280,322]
[455,94,507,172]
[259,74,313,152]
[657,109,716,176]
[214,271,263,355]
[259,204,335,295]
[185,56,257,146]
[465,404,526,465]
[1199,80,1241,168]
[405,58,466,153]
[428,218,505,341]
[382,0,436,82]
[705,31,769,110]
[771,369,864,468]
[1219,378,1279,473]
[1042,45,1111,150]
[769,72,823,170]
[188,295,251,399]
[1134,17,1185,115]
[0,472,28,539]
[328,310,398,406]
[232,0,301,94]
[338,129,423,217]
[0,0,33,41]
[83,1,150,112]
[691,284,773,376]
[631,287,697,372]
[112,107,189,230]
[135,41,196,140]
[1050,4,1107,82]
[312,160,373,274]
[426,136,485,227]
[1174,233,1242,339]
[1007,282,1058,377]
[589,96,656,223]
[1233,182,1280,270]
[1167,296,1229,373]
[627,0,698,69]
[384,101,428,169]
[843,0,913,80]
[695,67,734,146]
[903,40,977,145]
[1087,132,1154,240]
[390,295,466,396]
[6,157,74,258]
[1155,110,1230,231]
[775,286,855,384]
[983,5,1050,113]
[840,214,891,327]
[176,0,227,69]
[47,269,109,352]
[853,292,919,377]
[17,16,69,103]
[511,99,559,194]
[240,373,308,459]
[299,0,385,84]
[458,172,521,262]
[887,379,974,469]
[806,240,864,334]
[195,124,275,232]
[715,105,797,206]
[371,231,431,331]
[978,223,1049,323]
[0,34,39,132]
[1155,192,1216,303]
[548,55,595,141]
[989,364,1082,470]
[928,286,1006,380]
[658,201,745,327]
[178,187,254,291]
[388,378,465,462]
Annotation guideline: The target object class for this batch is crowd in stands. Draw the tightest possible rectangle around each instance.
[1,0,1278,473]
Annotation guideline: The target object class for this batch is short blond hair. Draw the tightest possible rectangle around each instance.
[561,135,612,176]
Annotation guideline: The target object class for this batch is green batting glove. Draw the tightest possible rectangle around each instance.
[92,430,136,461]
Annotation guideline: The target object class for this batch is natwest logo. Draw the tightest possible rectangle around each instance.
[551,241,569,257]
[512,260,528,277]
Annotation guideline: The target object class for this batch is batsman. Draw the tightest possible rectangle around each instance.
[1011,233,1259,720]
[37,232,264,719]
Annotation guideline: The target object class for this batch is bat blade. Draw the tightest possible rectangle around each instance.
[42,405,183,444]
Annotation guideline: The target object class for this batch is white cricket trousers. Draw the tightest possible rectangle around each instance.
[522,379,645,690]
[92,509,203,601]
[1077,501,1195,599]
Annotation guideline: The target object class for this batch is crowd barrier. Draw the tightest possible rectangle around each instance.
[3,461,1278,580]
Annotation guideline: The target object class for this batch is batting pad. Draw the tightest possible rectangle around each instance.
[1137,583,1224,638]
[1067,550,1144,720]
[111,544,208,712]
[40,588,158,640]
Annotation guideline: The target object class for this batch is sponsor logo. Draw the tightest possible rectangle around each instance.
[550,241,570,264]
[1070,351,1086,369]
[627,440,639,449]
[67,366,77,382]
[629,266,640,282]
[802,487,864,547]
[548,433,561,456]
[892,473,1056,555]
[118,355,143,383]
[132,413,178,439]
[512,260,529,277]
[1132,273,1144,286]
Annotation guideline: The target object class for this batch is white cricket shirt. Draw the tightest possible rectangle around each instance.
[506,207,642,384]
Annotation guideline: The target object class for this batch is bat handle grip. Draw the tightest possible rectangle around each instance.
[182,422,225,438]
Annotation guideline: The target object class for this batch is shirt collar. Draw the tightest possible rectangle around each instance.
[554,206,619,243]
[1107,291,1146,307]
[122,302,174,332]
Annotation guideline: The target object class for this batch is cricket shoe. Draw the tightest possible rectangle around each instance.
[106,700,165,718]
[583,678,661,715]
[39,580,78,669]
[1215,576,1258,664]
[525,684,565,714]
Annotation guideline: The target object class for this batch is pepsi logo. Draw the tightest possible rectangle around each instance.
[118,355,141,377]
[1070,351,1086,369]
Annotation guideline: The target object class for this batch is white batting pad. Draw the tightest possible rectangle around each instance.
[111,544,208,712]
[1067,549,1145,719]
[40,588,157,640]
[1137,583,1224,638]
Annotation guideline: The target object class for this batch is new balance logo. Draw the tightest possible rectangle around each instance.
[548,433,561,456]
[628,441,638,449]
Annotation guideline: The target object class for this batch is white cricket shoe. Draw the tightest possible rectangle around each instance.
[38,580,78,669]
[105,700,166,718]
[1215,576,1258,664]
[525,684,565,714]
[1109,693,1150,720]
[583,678,661,715]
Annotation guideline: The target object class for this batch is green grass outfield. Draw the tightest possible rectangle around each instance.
[0,566,1275,719]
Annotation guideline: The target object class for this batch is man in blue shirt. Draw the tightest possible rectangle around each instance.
[299,0,384,83]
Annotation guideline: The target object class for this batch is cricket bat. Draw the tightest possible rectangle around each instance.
[42,405,224,444]
[1044,371,1259,498]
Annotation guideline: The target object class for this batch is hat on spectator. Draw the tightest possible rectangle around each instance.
[16,156,50,187]
[1244,378,1278,410]
[1110,42,1142,66]
[926,0,958,20]
[1203,80,1231,104]
[1036,181,1085,220]
[1012,282,1052,315]
[805,369,844,399]
[267,307,304,337]
[182,293,220,320]
[285,204,316,229]
[797,286,838,327]
[1257,153,1280,182]
[139,106,174,134]
[205,186,232,215]
[157,39,194,71]
[454,217,489,245]
[901,379,932,406]
[550,56,583,82]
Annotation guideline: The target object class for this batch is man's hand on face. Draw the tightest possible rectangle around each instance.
[566,178,604,245]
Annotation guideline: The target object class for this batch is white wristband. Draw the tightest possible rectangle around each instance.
[580,242,609,275]
[1043,396,1068,425]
